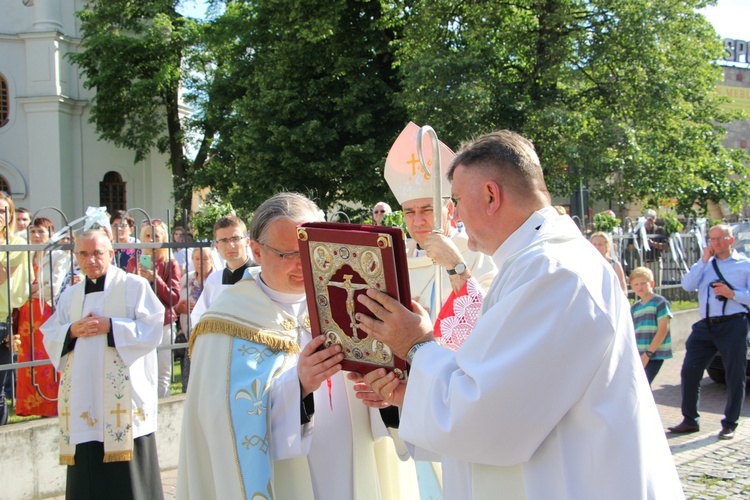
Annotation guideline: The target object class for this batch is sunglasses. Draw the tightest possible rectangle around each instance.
[141,219,163,226]
[373,210,386,214]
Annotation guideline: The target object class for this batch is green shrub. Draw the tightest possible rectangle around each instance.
[593,212,621,233]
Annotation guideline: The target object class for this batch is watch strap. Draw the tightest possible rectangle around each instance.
[447,261,467,276]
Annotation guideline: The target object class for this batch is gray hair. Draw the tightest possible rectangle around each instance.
[710,224,733,238]
[250,192,322,244]
[75,227,113,250]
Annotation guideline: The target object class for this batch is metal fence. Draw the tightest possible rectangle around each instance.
[1,211,736,417]
[0,210,217,416]
[607,221,715,302]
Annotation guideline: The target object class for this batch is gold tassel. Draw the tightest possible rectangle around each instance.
[59,455,75,466]
[103,450,133,463]
[189,317,301,359]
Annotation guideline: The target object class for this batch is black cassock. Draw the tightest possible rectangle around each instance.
[65,433,163,500]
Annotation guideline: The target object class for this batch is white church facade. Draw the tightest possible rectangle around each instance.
[0,0,175,226]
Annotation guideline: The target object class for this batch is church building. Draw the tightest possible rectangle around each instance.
[0,0,175,226]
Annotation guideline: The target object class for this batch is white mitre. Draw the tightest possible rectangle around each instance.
[384,122,456,204]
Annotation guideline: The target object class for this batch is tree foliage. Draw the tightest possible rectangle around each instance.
[70,0,749,219]
[392,0,749,215]
[196,0,406,212]
[68,0,220,217]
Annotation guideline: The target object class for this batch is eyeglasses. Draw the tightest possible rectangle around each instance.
[373,210,386,214]
[709,236,730,242]
[261,242,301,261]
[215,235,245,246]
[75,250,108,259]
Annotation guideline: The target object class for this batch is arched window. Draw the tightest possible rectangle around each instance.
[0,176,10,194]
[100,171,126,213]
[0,75,8,127]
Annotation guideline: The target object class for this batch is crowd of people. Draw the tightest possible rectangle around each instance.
[2,125,748,499]
[0,206,214,427]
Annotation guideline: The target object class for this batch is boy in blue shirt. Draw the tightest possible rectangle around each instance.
[630,266,673,385]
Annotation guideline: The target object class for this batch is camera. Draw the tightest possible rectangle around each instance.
[712,280,729,302]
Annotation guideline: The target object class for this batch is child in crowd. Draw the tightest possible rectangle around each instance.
[630,266,673,385]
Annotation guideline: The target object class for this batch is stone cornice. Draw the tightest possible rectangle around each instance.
[17,95,88,115]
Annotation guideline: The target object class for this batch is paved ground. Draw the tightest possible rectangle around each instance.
[55,349,750,499]
[653,349,750,499]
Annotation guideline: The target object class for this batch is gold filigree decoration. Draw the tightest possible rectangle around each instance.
[297,228,308,241]
[376,235,391,248]
[307,241,396,370]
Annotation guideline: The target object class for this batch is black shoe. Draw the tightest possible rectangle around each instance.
[667,422,700,434]
[718,427,734,440]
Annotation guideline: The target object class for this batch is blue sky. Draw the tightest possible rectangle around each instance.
[701,0,749,40]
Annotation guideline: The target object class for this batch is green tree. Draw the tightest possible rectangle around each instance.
[392,0,749,215]
[67,0,221,218]
[198,0,406,212]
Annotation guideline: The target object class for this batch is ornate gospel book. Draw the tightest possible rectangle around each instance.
[297,222,411,378]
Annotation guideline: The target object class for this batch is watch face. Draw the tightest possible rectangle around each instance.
[455,262,467,274]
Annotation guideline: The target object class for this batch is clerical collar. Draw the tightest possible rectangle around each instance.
[222,258,252,285]
[256,274,307,318]
[85,274,106,294]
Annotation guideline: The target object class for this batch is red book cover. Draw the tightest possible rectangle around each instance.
[297,222,410,378]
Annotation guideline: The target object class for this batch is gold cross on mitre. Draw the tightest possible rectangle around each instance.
[384,122,455,205]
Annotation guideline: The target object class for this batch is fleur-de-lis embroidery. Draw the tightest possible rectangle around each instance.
[235,378,270,416]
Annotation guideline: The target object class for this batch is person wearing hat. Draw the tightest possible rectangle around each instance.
[384,123,497,347]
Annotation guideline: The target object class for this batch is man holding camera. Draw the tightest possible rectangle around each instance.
[669,224,750,440]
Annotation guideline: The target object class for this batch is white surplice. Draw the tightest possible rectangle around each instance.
[178,267,418,500]
[400,207,684,499]
[407,229,497,312]
[41,266,165,444]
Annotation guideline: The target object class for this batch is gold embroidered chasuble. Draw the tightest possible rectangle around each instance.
[178,268,420,499]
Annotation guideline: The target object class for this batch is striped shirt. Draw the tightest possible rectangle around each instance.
[631,294,673,359]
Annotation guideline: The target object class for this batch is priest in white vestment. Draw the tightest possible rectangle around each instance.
[357,130,684,499]
[41,228,165,499]
[177,192,418,500]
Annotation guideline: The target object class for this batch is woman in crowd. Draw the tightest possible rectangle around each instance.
[16,217,70,417]
[111,210,138,270]
[127,220,181,398]
[0,193,30,425]
[173,246,214,392]
[590,231,628,295]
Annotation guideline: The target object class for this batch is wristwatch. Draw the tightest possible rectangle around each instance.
[447,262,467,275]
[645,351,655,358]
[406,340,436,363]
